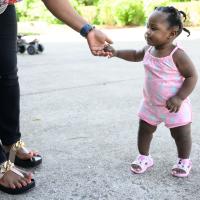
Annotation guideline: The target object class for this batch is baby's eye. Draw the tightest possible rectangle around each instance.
[151,27,157,31]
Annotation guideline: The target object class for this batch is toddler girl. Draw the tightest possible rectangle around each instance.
[105,6,198,177]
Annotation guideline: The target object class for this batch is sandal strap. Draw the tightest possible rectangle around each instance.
[12,140,26,152]
[172,158,192,173]
[132,154,153,168]
[9,140,29,163]
[0,160,24,179]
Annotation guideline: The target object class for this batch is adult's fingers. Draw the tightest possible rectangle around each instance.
[92,50,112,57]
[105,36,113,44]
[90,44,105,52]
[91,50,103,56]
[90,42,112,53]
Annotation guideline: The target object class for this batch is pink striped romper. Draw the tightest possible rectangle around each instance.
[138,45,192,128]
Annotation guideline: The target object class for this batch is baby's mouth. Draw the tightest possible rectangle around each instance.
[146,36,151,41]
[146,37,153,43]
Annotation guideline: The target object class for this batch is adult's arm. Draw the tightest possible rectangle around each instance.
[41,0,113,55]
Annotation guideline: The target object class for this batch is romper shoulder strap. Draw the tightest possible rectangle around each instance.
[170,45,179,56]
[147,46,152,52]
[145,46,152,55]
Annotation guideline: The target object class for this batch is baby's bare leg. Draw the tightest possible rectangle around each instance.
[170,124,192,159]
[137,120,157,155]
[131,120,157,172]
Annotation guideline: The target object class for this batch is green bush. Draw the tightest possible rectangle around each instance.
[16,0,63,23]
[144,0,173,17]
[97,0,116,25]
[172,0,191,1]
[16,0,38,21]
[78,6,98,24]
[76,0,99,6]
[114,0,145,26]
[97,0,146,26]
[173,1,200,26]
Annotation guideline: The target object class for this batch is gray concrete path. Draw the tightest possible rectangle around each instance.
[1,27,200,200]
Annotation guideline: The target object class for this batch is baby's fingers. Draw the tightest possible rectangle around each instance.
[169,105,175,113]
[174,106,180,113]
[103,44,114,52]
[166,102,176,113]
[170,105,179,113]
[166,101,172,110]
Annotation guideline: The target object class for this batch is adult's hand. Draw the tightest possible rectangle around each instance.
[86,28,113,56]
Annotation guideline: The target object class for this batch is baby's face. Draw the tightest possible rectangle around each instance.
[145,11,172,46]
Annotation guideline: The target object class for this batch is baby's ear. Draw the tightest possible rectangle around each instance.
[170,26,179,38]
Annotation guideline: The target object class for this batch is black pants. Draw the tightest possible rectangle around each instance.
[0,5,21,163]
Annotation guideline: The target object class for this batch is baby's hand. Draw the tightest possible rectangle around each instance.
[166,95,183,113]
[103,45,116,58]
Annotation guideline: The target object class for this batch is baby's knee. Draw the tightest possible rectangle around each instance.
[171,125,191,141]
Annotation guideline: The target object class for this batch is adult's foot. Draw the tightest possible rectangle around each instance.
[3,140,42,168]
[0,161,35,194]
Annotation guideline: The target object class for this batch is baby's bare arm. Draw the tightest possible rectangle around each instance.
[173,49,198,100]
[104,45,147,62]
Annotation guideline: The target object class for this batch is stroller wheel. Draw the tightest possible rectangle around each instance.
[38,44,44,52]
[27,45,36,55]
[18,45,26,54]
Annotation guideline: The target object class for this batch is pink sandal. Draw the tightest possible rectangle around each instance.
[130,154,154,174]
[171,158,192,178]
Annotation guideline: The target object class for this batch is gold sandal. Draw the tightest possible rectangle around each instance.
[6,140,42,168]
[0,160,35,194]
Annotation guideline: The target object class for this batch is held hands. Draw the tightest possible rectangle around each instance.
[86,29,113,56]
[166,95,183,113]
[103,44,116,58]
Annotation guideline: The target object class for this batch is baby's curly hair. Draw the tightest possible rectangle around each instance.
[155,6,190,37]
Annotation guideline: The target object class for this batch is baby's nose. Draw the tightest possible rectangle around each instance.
[144,32,149,39]
[146,28,151,35]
